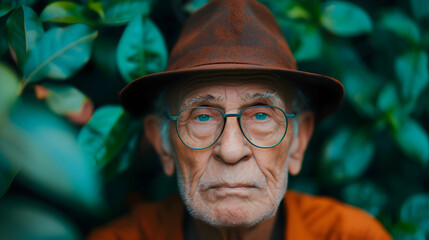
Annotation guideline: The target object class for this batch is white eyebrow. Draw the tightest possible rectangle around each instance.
[182,94,225,109]
[182,91,283,109]
[242,91,283,106]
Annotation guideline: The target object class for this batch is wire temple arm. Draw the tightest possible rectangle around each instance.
[286,113,296,119]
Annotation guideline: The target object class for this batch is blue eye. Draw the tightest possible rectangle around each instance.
[196,114,212,121]
[255,112,268,120]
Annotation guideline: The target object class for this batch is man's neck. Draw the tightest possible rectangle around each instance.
[184,206,284,240]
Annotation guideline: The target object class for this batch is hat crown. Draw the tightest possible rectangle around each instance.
[168,0,296,70]
[119,0,344,122]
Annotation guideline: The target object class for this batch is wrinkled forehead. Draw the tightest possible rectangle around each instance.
[167,72,296,111]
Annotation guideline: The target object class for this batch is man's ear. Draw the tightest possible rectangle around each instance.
[288,111,314,176]
[144,115,175,176]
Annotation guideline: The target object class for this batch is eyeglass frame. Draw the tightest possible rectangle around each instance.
[167,105,296,150]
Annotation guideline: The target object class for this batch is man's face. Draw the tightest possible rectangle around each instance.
[169,76,300,226]
[148,75,312,227]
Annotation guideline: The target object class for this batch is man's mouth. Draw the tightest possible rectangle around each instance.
[203,183,259,195]
[204,184,258,198]
[210,183,257,189]
[199,179,263,192]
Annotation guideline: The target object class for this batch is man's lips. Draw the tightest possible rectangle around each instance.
[204,184,258,197]
[203,183,258,191]
[211,184,256,189]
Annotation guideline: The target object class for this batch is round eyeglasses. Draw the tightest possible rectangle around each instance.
[168,105,295,149]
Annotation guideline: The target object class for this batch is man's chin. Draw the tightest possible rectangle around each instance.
[189,198,275,227]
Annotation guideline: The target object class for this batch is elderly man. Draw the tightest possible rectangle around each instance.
[88,0,391,239]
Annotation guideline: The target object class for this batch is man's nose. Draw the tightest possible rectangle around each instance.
[214,117,251,164]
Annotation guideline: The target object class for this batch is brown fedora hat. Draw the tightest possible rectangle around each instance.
[120,0,344,122]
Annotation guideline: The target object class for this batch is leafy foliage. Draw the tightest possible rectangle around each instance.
[6,6,43,69]
[78,105,134,170]
[400,194,429,235]
[0,97,103,212]
[0,63,19,116]
[99,0,154,25]
[321,1,372,36]
[23,23,98,83]
[341,180,387,217]
[117,16,167,82]
[0,0,428,238]
[0,154,18,199]
[0,196,81,239]
[320,126,375,183]
[40,1,100,25]
[41,83,88,115]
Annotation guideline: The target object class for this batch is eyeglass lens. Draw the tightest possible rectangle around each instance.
[176,106,287,149]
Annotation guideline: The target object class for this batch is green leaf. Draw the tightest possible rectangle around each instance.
[0,96,103,211]
[393,119,429,165]
[285,4,311,20]
[0,0,38,7]
[0,0,37,17]
[376,83,403,133]
[294,25,322,61]
[0,154,19,198]
[0,7,13,17]
[320,127,375,184]
[411,0,429,20]
[40,1,100,25]
[321,1,372,37]
[23,23,98,84]
[380,10,421,45]
[341,180,387,217]
[343,68,380,118]
[299,0,323,19]
[391,222,426,240]
[43,84,87,115]
[377,83,400,114]
[278,20,304,54]
[100,0,153,25]
[395,50,429,102]
[101,126,140,181]
[258,0,293,20]
[88,0,104,19]
[0,196,81,239]
[78,106,132,169]
[117,16,167,83]
[183,0,209,13]
[6,6,44,69]
[0,63,19,117]
[400,194,429,234]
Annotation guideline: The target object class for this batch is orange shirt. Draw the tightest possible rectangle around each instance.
[87,191,392,240]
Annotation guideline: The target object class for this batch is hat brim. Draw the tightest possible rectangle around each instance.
[119,63,344,122]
